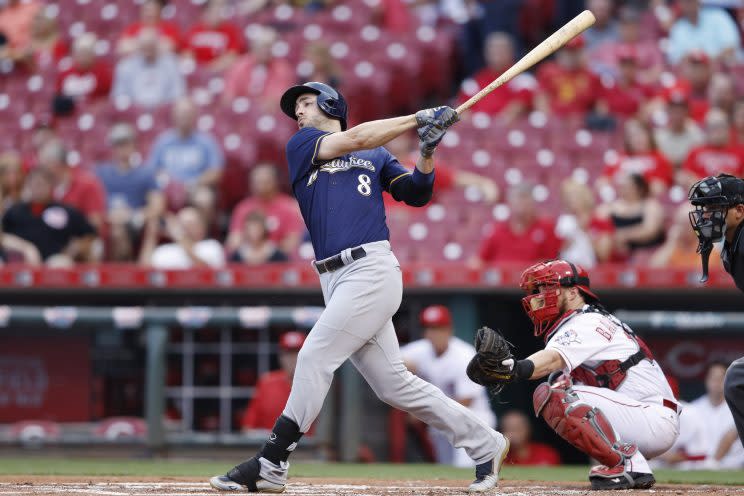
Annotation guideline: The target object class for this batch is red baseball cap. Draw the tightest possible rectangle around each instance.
[279,331,306,351]
[616,45,638,63]
[565,35,585,50]
[420,305,452,328]
[686,49,710,64]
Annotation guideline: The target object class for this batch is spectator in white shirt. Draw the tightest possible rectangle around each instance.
[400,305,496,467]
[139,206,224,269]
[111,27,185,108]
[688,361,744,469]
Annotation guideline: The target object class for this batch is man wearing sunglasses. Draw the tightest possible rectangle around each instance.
[689,173,744,449]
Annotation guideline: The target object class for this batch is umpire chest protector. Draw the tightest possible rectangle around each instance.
[722,221,744,292]
[549,307,655,391]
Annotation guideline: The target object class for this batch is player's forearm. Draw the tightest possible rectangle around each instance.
[389,169,434,207]
[524,349,566,380]
[344,115,417,150]
[714,428,739,460]
[415,154,434,174]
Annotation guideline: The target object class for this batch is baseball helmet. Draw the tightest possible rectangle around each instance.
[280,82,348,130]
[419,305,452,328]
[519,259,598,337]
[688,173,744,281]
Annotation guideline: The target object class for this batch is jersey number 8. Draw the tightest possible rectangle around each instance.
[357,174,372,196]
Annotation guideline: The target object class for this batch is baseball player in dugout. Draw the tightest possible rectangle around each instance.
[688,173,744,449]
[210,82,509,493]
[467,259,680,490]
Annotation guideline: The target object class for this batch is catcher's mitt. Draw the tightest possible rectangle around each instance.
[466,326,515,395]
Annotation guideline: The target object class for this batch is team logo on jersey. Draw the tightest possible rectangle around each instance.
[554,328,581,346]
[307,156,376,186]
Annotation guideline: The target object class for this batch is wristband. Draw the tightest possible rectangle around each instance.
[514,359,535,381]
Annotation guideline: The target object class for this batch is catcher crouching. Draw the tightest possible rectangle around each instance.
[467,259,680,490]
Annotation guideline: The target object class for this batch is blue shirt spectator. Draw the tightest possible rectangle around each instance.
[111,27,185,108]
[667,1,741,65]
[146,99,224,187]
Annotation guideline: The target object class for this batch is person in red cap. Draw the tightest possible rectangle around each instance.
[241,332,308,432]
[595,46,654,119]
[534,35,601,119]
[679,108,744,189]
[399,305,496,467]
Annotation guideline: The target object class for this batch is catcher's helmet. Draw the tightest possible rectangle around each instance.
[688,174,744,282]
[280,82,348,130]
[519,259,598,337]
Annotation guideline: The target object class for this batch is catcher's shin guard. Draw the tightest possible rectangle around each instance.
[533,382,636,468]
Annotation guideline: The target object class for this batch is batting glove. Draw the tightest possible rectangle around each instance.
[417,122,446,158]
[415,106,459,129]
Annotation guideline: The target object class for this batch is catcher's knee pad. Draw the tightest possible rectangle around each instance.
[533,382,637,468]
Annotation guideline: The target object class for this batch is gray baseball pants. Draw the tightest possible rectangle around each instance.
[282,240,504,464]
[725,357,744,448]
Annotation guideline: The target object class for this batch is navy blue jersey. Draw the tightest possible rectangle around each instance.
[286,127,432,259]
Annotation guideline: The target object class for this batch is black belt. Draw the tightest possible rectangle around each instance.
[314,247,367,274]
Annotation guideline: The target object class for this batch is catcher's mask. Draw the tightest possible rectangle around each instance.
[688,174,744,282]
[519,260,598,337]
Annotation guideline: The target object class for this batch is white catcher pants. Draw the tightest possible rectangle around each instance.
[572,385,680,473]
[282,240,504,464]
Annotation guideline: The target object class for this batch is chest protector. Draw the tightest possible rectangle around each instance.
[552,307,655,390]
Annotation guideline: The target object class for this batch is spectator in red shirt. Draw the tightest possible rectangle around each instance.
[589,6,664,85]
[708,73,736,120]
[679,108,744,189]
[241,331,307,432]
[457,32,536,122]
[732,99,744,146]
[227,163,305,257]
[56,33,112,102]
[469,183,561,268]
[116,0,180,56]
[501,410,560,466]
[657,51,712,124]
[37,140,107,235]
[222,26,293,108]
[598,119,674,197]
[6,4,67,72]
[535,35,601,119]
[0,0,41,66]
[183,0,244,71]
[595,46,654,119]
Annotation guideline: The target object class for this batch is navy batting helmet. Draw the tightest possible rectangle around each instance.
[280,82,348,130]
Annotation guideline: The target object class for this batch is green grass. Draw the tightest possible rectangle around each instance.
[0,458,742,485]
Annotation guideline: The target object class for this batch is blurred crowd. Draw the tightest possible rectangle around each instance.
[1,0,744,270]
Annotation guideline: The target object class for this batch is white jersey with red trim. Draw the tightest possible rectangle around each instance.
[545,305,674,404]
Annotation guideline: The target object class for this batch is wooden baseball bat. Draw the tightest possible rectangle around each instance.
[455,10,596,115]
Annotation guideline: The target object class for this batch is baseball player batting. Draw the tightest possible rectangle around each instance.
[209,82,509,493]
[466,260,680,490]
[689,174,744,447]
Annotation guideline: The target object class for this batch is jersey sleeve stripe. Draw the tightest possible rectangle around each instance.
[388,172,412,187]
[310,132,333,166]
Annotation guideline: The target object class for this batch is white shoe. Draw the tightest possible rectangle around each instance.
[209,474,286,493]
[468,436,510,493]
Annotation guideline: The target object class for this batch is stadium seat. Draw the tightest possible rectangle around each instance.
[94,417,147,441]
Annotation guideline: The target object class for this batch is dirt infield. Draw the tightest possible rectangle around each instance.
[0,476,743,495]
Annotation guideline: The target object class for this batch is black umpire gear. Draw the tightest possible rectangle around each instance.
[688,174,744,283]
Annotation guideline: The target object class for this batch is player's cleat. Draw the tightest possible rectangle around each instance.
[209,457,287,493]
[467,436,510,493]
[589,465,656,490]
[209,475,285,493]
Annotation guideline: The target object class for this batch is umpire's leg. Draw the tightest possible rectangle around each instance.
[724,357,744,448]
